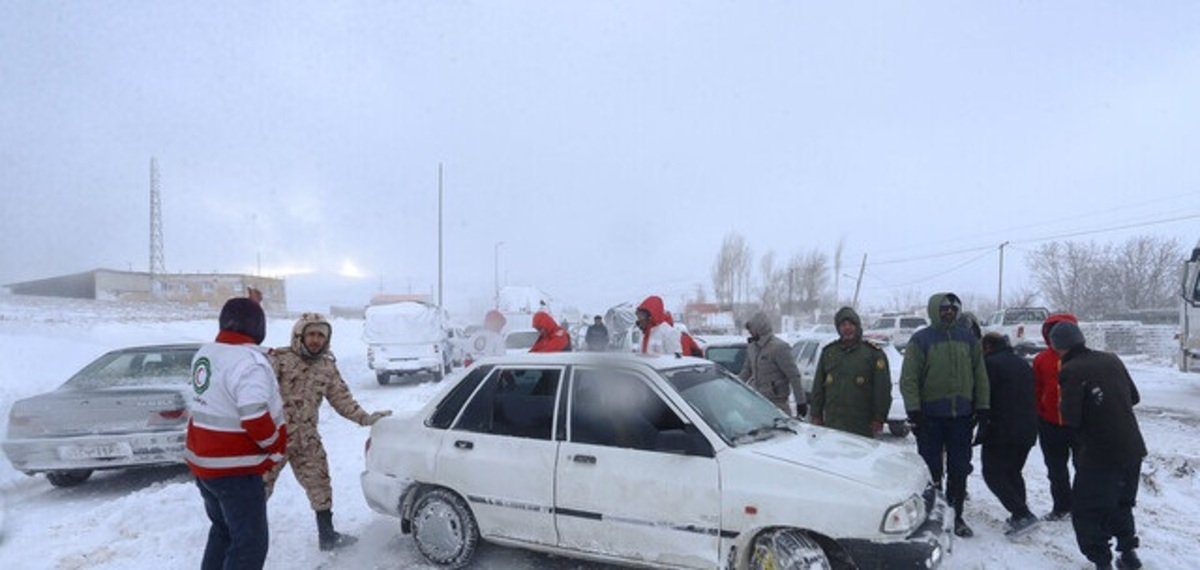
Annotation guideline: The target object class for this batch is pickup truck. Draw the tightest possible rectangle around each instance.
[982,307,1051,358]
[863,313,929,352]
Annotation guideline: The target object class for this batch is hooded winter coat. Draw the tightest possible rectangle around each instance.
[739,312,805,415]
[1058,345,1147,467]
[1032,313,1078,425]
[636,296,682,356]
[900,293,990,418]
[530,311,571,352]
[810,307,892,437]
[981,335,1038,447]
[271,314,373,436]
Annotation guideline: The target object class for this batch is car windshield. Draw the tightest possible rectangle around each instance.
[661,363,787,445]
[63,347,197,389]
[505,331,540,350]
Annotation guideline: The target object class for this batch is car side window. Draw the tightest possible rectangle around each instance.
[428,365,493,429]
[454,367,560,440]
[570,369,689,453]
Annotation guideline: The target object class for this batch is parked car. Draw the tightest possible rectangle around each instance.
[863,314,929,352]
[791,334,911,437]
[361,353,951,569]
[982,307,1051,358]
[2,343,200,487]
[698,334,748,375]
[364,301,453,384]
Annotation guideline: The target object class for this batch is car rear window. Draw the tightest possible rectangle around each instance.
[64,347,197,389]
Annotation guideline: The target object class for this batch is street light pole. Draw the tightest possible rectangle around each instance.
[494,241,504,308]
[997,241,1009,311]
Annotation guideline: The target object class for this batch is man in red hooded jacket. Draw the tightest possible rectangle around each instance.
[1032,312,1081,521]
[530,310,571,352]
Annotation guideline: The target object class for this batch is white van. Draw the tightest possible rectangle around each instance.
[364,302,452,384]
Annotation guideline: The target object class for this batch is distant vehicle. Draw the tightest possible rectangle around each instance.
[792,334,911,437]
[863,314,929,352]
[1181,239,1200,372]
[2,343,200,487]
[982,307,1051,358]
[504,329,541,355]
[361,353,951,569]
[364,301,453,384]
[698,334,748,375]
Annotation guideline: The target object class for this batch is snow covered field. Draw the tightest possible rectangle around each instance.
[0,295,1197,569]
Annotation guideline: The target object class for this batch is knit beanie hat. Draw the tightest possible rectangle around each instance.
[1049,321,1085,351]
[219,297,266,345]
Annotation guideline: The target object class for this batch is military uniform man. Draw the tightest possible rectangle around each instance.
[264,313,392,551]
[810,306,892,437]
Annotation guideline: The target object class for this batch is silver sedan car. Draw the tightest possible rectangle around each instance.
[3,343,200,487]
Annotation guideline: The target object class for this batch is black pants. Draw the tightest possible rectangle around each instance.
[981,443,1034,518]
[916,415,973,510]
[197,474,270,570]
[1038,419,1078,513]
[1071,460,1141,565]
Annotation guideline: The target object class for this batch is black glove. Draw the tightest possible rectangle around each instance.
[907,411,926,437]
[795,403,809,419]
[972,409,991,446]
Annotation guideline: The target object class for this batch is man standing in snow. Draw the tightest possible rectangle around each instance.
[584,315,609,351]
[185,297,287,570]
[1033,312,1082,521]
[264,313,392,551]
[1051,321,1146,570]
[634,295,682,356]
[810,306,891,437]
[900,292,990,538]
[739,311,808,417]
[978,332,1040,538]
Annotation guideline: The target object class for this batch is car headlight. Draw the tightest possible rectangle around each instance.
[880,494,925,534]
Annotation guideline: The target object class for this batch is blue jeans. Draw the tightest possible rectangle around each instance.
[196,474,269,570]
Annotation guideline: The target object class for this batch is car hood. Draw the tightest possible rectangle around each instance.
[744,425,929,489]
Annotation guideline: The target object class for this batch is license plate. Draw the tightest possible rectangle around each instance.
[58,442,133,460]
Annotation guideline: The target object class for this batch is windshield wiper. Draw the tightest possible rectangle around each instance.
[733,417,797,443]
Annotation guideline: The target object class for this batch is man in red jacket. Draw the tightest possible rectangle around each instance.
[186,297,288,570]
[530,310,571,352]
[1032,312,1080,521]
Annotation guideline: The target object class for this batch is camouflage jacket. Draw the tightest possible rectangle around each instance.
[270,314,371,445]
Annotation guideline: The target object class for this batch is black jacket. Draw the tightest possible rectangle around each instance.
[584,323,609,350]
[983,345,1038,447]
[1059,347,1147,466]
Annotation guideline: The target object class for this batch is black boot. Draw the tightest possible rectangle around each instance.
[316,509,358,551]
[1116,550,1142,570]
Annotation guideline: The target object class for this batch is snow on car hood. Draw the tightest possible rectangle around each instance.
[745,425,929,489]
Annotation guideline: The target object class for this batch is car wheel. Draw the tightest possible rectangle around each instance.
[749,529,831,570]
[46,469,93,487]
[412,488,479,568]
[376,372,390,386]
[888,420,911,437]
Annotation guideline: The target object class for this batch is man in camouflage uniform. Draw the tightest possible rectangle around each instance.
[810,306,892,437]
[265,313,392,551]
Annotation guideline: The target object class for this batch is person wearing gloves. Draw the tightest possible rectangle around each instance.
[900,292,990,538]
[739,311,808,417]
[810,306,891,437]
[264,313,391,551]
[186,296,287,570]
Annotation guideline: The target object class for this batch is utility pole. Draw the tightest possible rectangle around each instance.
[149,158,165,278]
[494,241,504,309]
[437,163,444,310]
[997,241,1009,311]
[852,254,867,309]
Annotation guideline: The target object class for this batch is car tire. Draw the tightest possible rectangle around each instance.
[749,529,831,570]
[888,420,911,438]
[376,372,390,386]
[411,488,479,568]
[46,469,93,487]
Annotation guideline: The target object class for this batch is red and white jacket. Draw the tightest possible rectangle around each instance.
[185,331,288,479]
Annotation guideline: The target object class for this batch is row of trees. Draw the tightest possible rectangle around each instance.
[710,231,1184,323]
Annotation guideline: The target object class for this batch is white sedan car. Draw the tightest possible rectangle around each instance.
[361,353,951,569]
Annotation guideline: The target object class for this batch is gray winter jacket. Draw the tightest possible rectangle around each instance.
[739,312,806,415]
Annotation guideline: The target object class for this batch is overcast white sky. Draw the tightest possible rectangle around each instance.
[3,1,1199,316]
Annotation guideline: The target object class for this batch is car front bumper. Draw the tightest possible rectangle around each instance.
[2,431,187,474]
[838,487,953,569]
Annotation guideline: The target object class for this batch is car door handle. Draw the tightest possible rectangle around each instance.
[454,440,474,450]
[573,454,596,465]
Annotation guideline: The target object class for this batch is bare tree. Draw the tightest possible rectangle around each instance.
[1112,236,1180,312]
[790,249,830,315]
[756,250,784,315]
[711,232,752,307]
[1028,236,1182,318]
[1028,241,1110,318]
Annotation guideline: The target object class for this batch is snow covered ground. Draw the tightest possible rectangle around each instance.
[0,295,1197,569]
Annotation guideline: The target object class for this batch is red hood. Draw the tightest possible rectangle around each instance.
[532,311,562,334]
[1040,312,1078,345]
[637,296,668,327]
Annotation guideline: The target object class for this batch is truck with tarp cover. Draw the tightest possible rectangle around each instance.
[364,301,452,384]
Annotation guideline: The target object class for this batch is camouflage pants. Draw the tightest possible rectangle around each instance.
[263,434,333,511]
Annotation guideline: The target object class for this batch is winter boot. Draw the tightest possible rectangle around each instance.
[1003,512,1040,539]
[1115,550,1142,570]
[316,509,358,551]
